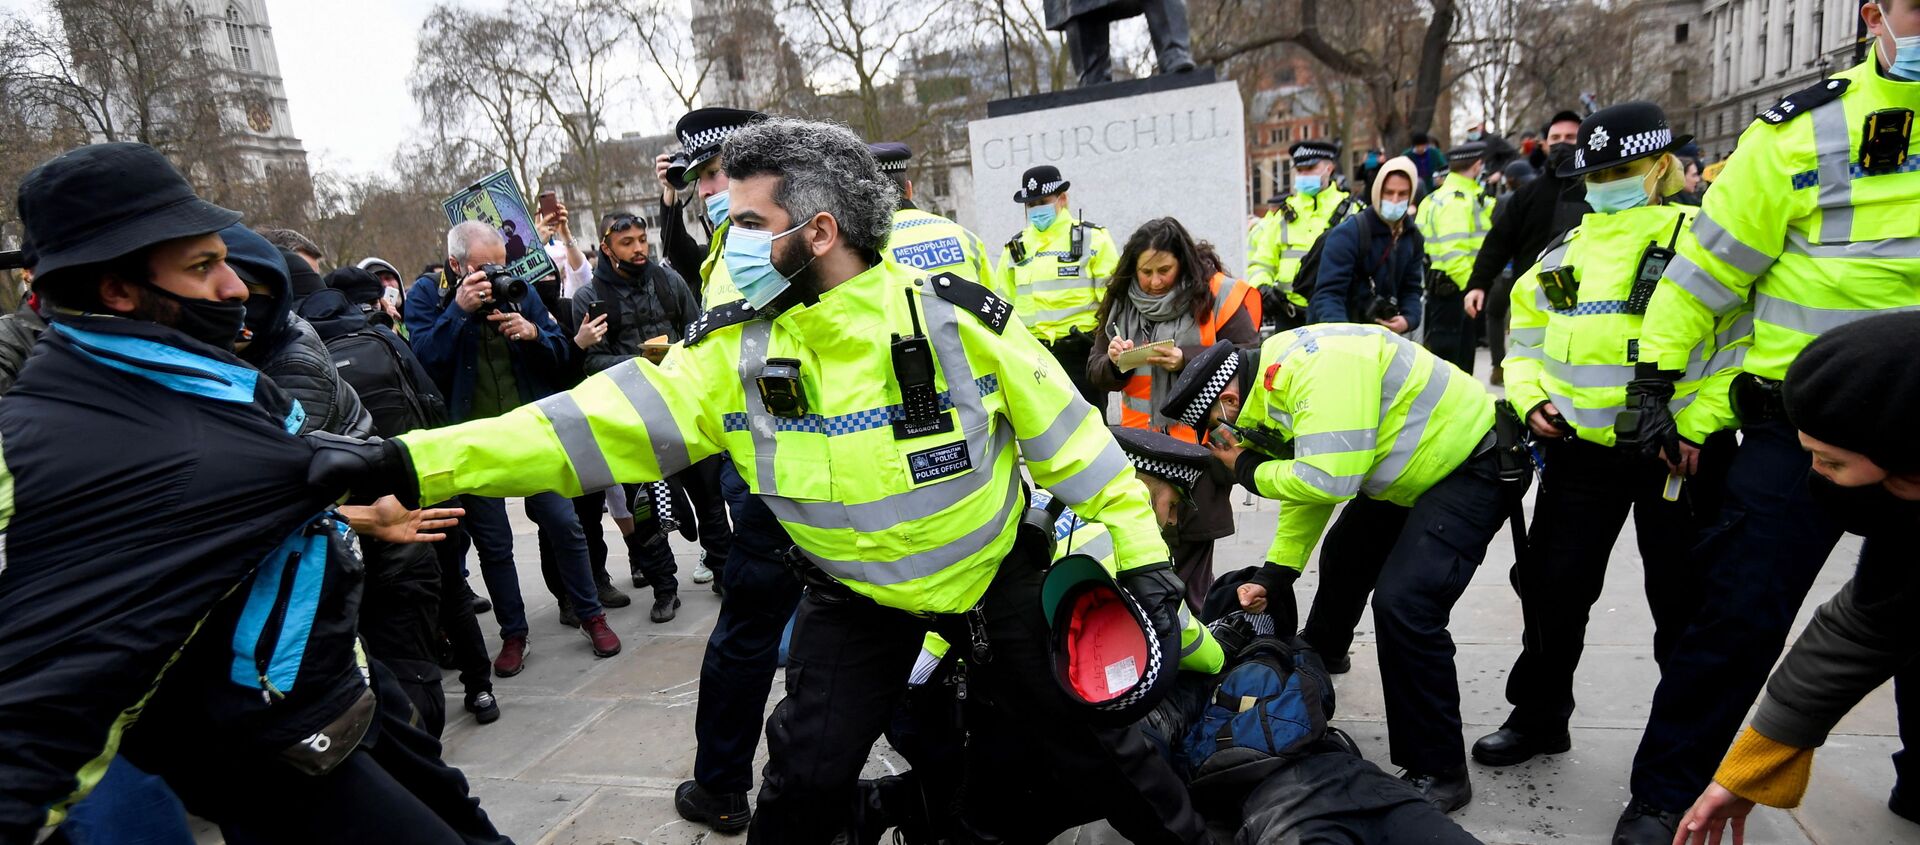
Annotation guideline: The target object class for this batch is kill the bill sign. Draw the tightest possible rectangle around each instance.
[442,170,557,287]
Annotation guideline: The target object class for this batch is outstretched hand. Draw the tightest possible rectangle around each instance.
[341,496,464,544]
[1672,783,1753,845]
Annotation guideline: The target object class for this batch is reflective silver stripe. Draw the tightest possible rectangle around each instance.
[1811,99,1853,243]
[1364,357,1451,496]
[1434,250,1473,263]
[1293,428,1377,457]
[736,320,780,495]
[1717,311,1756,348]
[1275,322,1398,359]
[1176,602,1191,629]
[1664,254,1746,315]
[1544,387,1621,430]
[1021,404,1086,461]
[1248,258,1277,271]
[1688,340,1748,380]
[1026,276,1098,294]
[1292,461,1363,498]
[1754,292,1920,336]
[537,392,616,492]
[1693,212,1775,277]
[922,291,993,436]
[1508,327,1545,346]
[1046,436,1132,506]
[1671,391,1699,414]
[1266,403,1294,430]
[1504,344,1544,361]
[1542,357,1634,389]
[1031,305,1095,324]
[760,426,1014,533]
[1280,249,1309,259]
[1427,231,1478,244]
[1785,230,1920,260]
[606,363,691,477]
[1063,524,1114,563]
[802,478,1021,587]
[1121,393,1154,415]
[1538,242,1572,271]
[1214,284,1241,326]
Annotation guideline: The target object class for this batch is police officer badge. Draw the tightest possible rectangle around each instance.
[1027,177,1039,193]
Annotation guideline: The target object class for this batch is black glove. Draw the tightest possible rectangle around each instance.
[1119,562,1186,647]
[1617,365,1681,462]
[1233,449,1274,496]
[305,431,418,508]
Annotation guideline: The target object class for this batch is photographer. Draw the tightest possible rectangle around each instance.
[405,220,624,672]
[1306,156,1426,332]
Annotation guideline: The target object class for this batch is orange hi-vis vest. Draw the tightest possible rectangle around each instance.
[1119,272,1260,442]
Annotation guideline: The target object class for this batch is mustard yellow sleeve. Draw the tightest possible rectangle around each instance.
[1713,726,1815,809]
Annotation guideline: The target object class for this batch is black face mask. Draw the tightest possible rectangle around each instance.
[615,256,648,277]
[1807,472,1920,537]
[147,283,247,351]
[1548,142,1577,170]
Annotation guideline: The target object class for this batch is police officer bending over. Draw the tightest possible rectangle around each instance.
[314,117,1205,844]
[1161,330,1532,814]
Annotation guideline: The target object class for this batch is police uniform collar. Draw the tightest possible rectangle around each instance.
[772,260,894,344]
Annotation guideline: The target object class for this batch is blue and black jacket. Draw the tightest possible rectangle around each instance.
[403,269,572,422]
[0,314,364,840]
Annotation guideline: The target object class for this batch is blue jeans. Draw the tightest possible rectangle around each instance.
[59,757,193,845]
[463,492,602,640]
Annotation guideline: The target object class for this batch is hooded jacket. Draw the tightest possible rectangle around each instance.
[569,252,699,375]
[1466,160,1590,293]
[0,314,366,840]
[296,288,447,437]
[1307,156,1426,328]
[225,226,374,438]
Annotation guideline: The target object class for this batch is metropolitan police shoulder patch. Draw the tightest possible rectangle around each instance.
[1757,78,1849,126]
[684,299,762,347]
[929,273,1012,334]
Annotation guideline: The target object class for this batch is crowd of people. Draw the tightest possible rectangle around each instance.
[0,2,1915,844]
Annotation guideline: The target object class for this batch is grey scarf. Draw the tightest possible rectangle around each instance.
[1114,281,1201,427]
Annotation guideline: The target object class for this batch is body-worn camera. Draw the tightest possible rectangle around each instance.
[477,263,527,308]
[1364,295,1401,324]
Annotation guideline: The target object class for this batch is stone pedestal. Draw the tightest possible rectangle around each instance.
[965,73,1248,276]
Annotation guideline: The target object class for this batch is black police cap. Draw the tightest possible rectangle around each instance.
[1558,101,1692,178]
[1288,138,1340,166]
[1110,426,1213,491]
[1160,341,1244,431]
[669,107,766,189]
[869,142,912,174]
[1013,165,1070,203]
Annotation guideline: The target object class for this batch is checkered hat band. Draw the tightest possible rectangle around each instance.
[1024,179,1066,196]
[1129,455,1204,487]
[1292,148,1336,164]
[1176,352,1239,429]
[879,159,908,173]
[1617,128,1672,158]
[680,124,741,152]
[1094,587,1163,713]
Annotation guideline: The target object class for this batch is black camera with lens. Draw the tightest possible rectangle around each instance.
[1363,295,1400,324]
[477,263,527,311]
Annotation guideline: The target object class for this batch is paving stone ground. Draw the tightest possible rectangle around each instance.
[197,352,1918,844]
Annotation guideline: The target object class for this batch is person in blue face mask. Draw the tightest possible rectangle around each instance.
[992,164,1121,408]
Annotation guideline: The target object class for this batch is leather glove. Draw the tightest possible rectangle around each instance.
[1617,366,1681,462]
[305,431,418,508]
[1118,562,1186,647]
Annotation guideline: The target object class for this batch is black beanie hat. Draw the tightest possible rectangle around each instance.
[1783,311,1920,474]
[325,266,385,306]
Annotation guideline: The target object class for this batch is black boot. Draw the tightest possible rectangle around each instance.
[675,779,750,833]
[1612,799,1682,845]
[651,592,681,623]
[1472,726,1572,766]
[1401,766,1471,814]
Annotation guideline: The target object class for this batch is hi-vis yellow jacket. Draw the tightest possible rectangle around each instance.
[1640,50,1920,405]
[398,261,1165,613]
[992,212,1119,342]
[1233,324,1495,570]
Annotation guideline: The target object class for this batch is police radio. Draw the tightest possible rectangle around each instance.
[1626,217,1686,316]
[892,290,953,439]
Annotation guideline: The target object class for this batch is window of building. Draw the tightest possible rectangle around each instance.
[1782,19,1795,71]
[226,5,252,71]
[1675,23,1688,44]
[1268,128,1283,145]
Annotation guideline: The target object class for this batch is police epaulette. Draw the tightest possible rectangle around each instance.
[929,273,1012,334]
[1758,78,1849,126]
[684,299,762,347]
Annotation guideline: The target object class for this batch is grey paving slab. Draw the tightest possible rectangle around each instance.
[1789,735,1920,844]
[466,777,602,845]
[442,695,619,780]
[538,788,731,845]
[522,699,701,790]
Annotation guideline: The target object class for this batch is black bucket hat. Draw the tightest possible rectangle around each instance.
[18,142,241,282]
[1558,101,1692,178]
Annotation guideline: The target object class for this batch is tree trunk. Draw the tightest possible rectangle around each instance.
[1406,0,1457,141]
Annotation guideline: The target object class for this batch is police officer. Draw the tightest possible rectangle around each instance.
[1161,331,1530,814]
[1472,102,1747,771]
[657,107,765,308]
[1247,139,1366,326]
[1609,3,1920,841]
[869,142,994,286]
[994,164,1119,407]
[655,105,800,832]
[1415,142,1494,375]
[315,117,1204,844]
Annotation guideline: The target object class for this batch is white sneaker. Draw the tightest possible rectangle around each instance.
[692,553,715,584]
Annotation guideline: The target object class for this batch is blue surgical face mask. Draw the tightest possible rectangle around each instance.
[705,191,730,229]
[1585,173,1650,213]
[1882,5,1920,81]
[723,218,813,311]
[1295,173,1324,197]
[1027,204,1057,232]
[1377,199,1409,223]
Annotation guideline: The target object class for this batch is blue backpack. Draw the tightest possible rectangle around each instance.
[1181,634,1335,796]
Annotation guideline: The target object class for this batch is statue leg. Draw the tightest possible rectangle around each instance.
[1064,20,1112,87]
[1141,0,1196,74]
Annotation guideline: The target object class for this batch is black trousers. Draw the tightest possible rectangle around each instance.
[1237,750,1483,843]
[751,537,1204,844]
[1485,272,1517,375]
[623,483,679,597]
[160,663,510,845]
[1501,436,1728,736]
[430,511,492,698]
[1043,332,1105,411]
[1422,289,1475,376]
[1300,453,1523,772]
[682,456,736,566]
[360,537,449,737]
[693,462,803,795]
